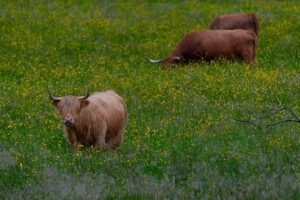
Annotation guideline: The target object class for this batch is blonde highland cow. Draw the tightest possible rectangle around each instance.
[49,86,127,149]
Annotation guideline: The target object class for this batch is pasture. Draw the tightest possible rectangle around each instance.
[0,0,299,199]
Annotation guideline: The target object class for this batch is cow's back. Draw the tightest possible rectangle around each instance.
[90,91,126,108]
[89,91,127,135]
[89,91,127,120]
[209,13,259,36]
[175,29,256,61]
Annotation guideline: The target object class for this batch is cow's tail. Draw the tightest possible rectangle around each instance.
[246,29,257,63]
[250,13,259,36]
[251,31,257,63]
[248,14,259,63]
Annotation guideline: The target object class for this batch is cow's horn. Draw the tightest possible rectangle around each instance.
[79,84,90,100]
[48,85,61,102]
[173,56,180,61]
[147,57,164,63]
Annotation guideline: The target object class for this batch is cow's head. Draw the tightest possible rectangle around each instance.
[49,86,90,127]
[147,56,180,69]
[162,56,180,69]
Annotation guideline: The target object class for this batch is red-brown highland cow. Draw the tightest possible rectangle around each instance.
[148,29,257,69]
[209,13,259,36]
[49,87,127,149]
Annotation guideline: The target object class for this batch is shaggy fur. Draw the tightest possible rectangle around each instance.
[163,29,257,69]
[52,90,127,149]
[209,13,259,36]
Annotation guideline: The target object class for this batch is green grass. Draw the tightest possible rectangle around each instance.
[0,0,300,199]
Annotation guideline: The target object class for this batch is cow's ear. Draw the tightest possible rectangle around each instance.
[80,100,89,108]
[52,100,60,107]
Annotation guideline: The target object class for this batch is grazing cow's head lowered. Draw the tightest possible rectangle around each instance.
[49,86,90,128]
[147,29,257,69]
[147,56,180,69]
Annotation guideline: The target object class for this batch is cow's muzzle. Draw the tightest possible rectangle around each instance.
[63,116,75,127]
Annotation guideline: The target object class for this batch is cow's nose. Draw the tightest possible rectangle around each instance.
[65,115,72,121]
[64,115,74,126]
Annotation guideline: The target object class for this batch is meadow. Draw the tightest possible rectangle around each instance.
[0,0,299,199]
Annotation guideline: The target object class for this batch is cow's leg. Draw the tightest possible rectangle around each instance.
[64,127,77,147]
[107,128,125,149]
[252,39,257,63]
[94,123,107,148]
[68,132,78,146]
[240,46,255,64]
[241,38,257,64]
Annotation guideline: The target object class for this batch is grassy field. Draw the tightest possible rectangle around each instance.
[0,0,300,199]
